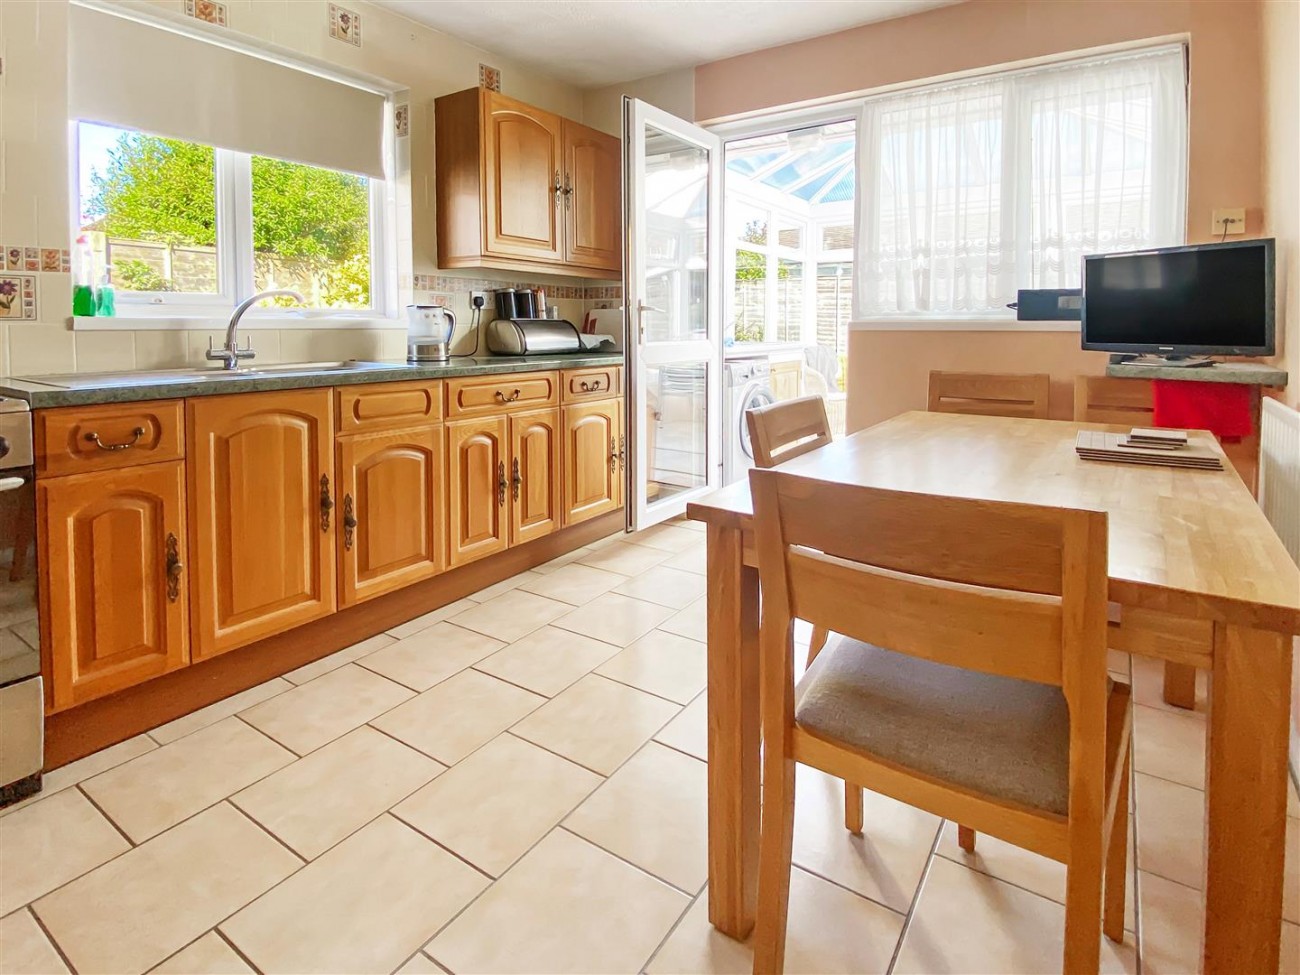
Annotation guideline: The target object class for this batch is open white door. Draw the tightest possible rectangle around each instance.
[624,97,724,530]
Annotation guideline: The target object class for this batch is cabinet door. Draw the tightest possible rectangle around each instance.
[563,120,622,272]
[338,427,443,607]
[562,400,623,527]
[510,408,560,546]
[446,415,510,567]
[769,361,802,402]
[483,91,564,262]
[187,389,335,660]
[39,461,188,711]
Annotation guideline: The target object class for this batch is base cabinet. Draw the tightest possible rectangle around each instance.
[38,461,189,711]
[446,415,510,568]
[510,408,561,546]
[562,399,623,527]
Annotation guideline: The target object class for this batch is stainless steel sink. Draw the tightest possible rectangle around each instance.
[20,361,410,390]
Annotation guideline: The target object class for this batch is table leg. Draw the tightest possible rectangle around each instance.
[1162,661,1198,709]
[705,522,761,941]
[1200,622,1292,974]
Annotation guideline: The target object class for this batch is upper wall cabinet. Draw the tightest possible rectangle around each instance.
[435,88,622,278]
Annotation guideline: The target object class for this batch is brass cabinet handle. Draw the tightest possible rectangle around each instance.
[609,436,618,472]
[497,461,507,506]
[494,388,522,403]
[342,493,357,550]
[165,532,182,603]
[579,380,603,392]
[511,457,521,501]
[85,426,145,451]
[320,474,334,532]
[553,170,562,207]
[563,172,573,209]
[618,434,626,471]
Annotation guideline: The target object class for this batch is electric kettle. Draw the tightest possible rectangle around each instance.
[406,305,457,362]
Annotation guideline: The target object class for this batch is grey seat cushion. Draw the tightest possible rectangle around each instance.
[795,637,1071,816]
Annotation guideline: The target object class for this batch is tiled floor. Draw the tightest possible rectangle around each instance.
[2,520,1299,975]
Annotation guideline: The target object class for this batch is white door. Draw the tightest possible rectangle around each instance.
[624,98,723,530]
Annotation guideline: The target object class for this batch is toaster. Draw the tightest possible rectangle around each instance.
[487,318,582,356]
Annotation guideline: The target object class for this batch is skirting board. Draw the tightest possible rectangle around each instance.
[43,509,626,770]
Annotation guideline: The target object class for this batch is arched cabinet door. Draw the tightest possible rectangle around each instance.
[509,408,561,546]
[447,415,510,568]
[563,120,621,273]
[562,400,623,527]
[483,90,564,262]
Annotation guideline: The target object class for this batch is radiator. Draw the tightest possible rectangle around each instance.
[1260,397,1300,565]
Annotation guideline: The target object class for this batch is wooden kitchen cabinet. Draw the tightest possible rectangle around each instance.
[435,87,621,277]
[38,461,189,711]
[337,427,443,607]
[510,408,561,546]
[187,389,336,660]
[769,359,802,402]
[562,399,623,527]
[446,415,510,567]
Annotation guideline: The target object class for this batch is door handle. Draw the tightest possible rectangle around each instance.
[553,170,562,208]
[319,474,334,532]
[563,172,573,210]
[618,434,626,471]
[636,301,664,343]
[497,460,508,506]
[165,532,183,603]
[609,437,618,472]
[511,457,521,501]
[342,494,357,550]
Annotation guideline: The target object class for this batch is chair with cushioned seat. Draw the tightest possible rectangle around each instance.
[748,468,1131,975]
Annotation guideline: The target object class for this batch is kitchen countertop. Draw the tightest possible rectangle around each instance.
[0,352,625,409]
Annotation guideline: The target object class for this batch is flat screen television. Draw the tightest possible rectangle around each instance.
[1081,238,1275,357]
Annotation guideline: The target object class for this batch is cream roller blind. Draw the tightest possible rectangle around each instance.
[69,5,386,179]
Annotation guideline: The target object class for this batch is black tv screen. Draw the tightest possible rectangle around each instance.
[1081,239,1275,356]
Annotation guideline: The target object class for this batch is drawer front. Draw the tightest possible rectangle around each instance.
[561,365,622,403]
[446,371,558,418]
[36,400,184,476]
[337,380,443,434]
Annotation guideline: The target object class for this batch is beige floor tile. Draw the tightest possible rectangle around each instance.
[231,726,443,859]
[518,563,628,605]
[654,692,707,761]
[282,634,395,685]
[628,524,706,553]
[791,767,939,913]
[611,564,706,610]
[1130,655,1207,714]
[596,629,706,704]
[1107,649,1131,679]
[32,804,299,975]
[82,718,295,843]
[449,589,571,643]
[426,828,688,975]
[531,545,596,574]
[1,735,157,818]
[552,593,676,648]
[565,742,707,892]
[372,669,545,764]
[474,625,623,697]
[221,815,487,975]
[0,908,70,975]
[0,789,130,915]
[356,622,504,691]
[1133,703,1206,790]
[465,569,547,602]
[512,674,681,775]
[386,598,479,640]
[662,544,707,574]
[896,857,1136,974]
[578,538,673,576]
[149,932,253,974]
[1137,870,1203,975]
[393,734,600,877]
[1284,921,1300,975]
[149,679,293,746]
[658,597,707,641]
[647,870,904,975]
[239,663,413,756]
[396,952,444,974]
[1134,772,1204,889]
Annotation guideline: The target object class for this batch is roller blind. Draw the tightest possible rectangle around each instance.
[69,5,386,179]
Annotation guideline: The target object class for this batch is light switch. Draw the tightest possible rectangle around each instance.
[1211,208,1246,237]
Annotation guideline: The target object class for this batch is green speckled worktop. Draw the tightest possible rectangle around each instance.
[1104,360,1287,386]
[0,352,625,409]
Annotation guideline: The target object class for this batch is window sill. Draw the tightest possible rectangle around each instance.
[849,318,1080,332]
[72,313,403,331]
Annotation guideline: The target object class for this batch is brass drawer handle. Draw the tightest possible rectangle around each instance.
[494,388,522,403]
[320,474,334,532]
[85,427,145,451]
[497,461,507,506]
[342,494,357,550]
[579,380,604,392]
[165,532,183,603]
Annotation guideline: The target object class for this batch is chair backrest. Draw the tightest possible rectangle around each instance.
[1073,376,1154,425]
[928,371,1052,420]
[746,396,833,469]
[749,467,1109,695]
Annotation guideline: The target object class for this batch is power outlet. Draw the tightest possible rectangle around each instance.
[1211,208,1246,237]
[469,290,488,309]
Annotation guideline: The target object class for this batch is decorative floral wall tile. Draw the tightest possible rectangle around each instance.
[410,274,622,304]
[0,274,38,321]
[5,245,70,274]
[479,64,501,92]
[329,4,362,46]
[184,0,228,26]
[394,104,410,139]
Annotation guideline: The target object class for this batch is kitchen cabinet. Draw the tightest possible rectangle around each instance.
[187,389,336,660]
[446,415,510,567]
[435,87,621,277]
[35,400,184,478]
[769,359,802,402]
[562,399,623,526]
[510,408,561,546]
[38,461,188,711]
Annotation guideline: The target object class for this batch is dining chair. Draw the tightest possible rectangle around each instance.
[1073,375,1154,426]
[928,370,1052,419]
[748,468,1131,975]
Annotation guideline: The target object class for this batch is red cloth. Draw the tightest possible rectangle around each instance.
[1151,379,1253,439]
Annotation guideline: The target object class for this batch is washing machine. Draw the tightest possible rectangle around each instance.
[723,356,776,485]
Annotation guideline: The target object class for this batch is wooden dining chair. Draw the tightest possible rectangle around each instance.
[748,469,1131,975]
[928,371,1052,419]
[1073,375,1154,426]
[746,395,834,470]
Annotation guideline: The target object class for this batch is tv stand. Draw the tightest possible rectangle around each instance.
[1108,353,1215,368]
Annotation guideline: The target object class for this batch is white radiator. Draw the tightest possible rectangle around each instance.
[1260,397,1300,565]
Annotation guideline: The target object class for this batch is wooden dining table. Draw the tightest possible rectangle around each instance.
[686,410,1299,975]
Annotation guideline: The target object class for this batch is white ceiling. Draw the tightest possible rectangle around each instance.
[376,0,958,88]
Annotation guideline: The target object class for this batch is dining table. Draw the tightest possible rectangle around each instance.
[686,409,1300,975]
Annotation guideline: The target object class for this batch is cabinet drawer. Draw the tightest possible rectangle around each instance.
[561,366,622,403]
[337,380,443,434]
[446,372,558,417]
[36,400,184,477]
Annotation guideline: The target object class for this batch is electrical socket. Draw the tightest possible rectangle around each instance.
[469,290,488,309]
[1211,208,1246,237]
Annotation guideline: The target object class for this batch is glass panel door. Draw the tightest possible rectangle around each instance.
[625,99,722,529]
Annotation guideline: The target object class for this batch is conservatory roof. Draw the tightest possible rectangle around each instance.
[725,121,855,204]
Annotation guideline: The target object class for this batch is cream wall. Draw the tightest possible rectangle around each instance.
[0,0,595,375]
[581,68,696,137]
[1262,0,1299,412]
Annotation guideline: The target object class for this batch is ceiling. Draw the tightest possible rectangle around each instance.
[376,0,957,88]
